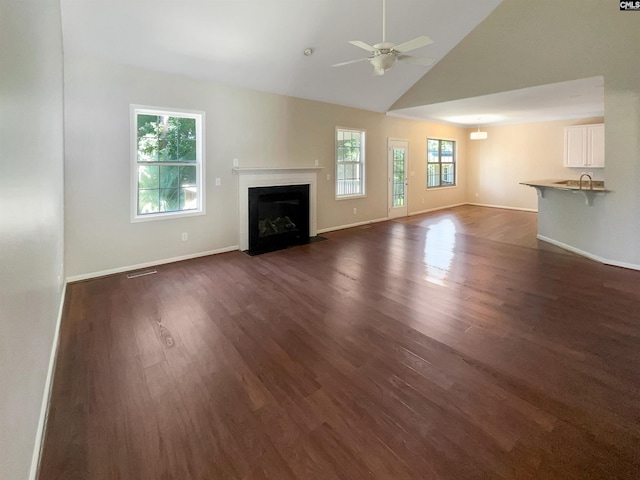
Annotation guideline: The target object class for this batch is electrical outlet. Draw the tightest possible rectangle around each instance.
[215,177,221,186]
[232,158,239,167]
[181,232,188,241]
[326,173,330,181]
[314,159,319,166]
[353,208,357,214]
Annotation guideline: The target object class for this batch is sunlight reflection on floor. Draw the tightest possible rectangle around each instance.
[424,218,456,286]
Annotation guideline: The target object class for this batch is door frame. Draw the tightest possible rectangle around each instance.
[388,138,409,219]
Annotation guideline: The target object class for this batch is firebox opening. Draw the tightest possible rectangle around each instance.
[248,184,310,254]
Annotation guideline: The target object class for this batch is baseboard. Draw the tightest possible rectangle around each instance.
[29,282,67,480]
[66,245,239,283]
[409,203,466,216]
[537,235,640,271]
[466,202,538,213]
[317,217,389,234]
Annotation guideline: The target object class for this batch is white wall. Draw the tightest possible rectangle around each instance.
[466,117,604,211]
[0,1,66,479]
[64,57,467,278]
[393,0,640,266]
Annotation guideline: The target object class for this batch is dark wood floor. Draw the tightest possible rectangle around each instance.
[40,205,640,479]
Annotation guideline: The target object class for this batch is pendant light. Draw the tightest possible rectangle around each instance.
[470,126,488,140]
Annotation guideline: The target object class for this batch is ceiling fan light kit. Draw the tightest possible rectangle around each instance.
[371,52,397,75]
[332,0,434,76]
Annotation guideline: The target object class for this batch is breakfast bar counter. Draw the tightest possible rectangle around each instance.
[520,179,609,206]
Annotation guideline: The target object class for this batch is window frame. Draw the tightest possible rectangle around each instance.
[130,105,206,223]
[426,138,457,189]
[335,127,366,200]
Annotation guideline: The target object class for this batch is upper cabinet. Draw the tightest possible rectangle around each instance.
[564,124,605,168]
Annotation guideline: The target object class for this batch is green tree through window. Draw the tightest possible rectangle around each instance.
[132,107,204,220]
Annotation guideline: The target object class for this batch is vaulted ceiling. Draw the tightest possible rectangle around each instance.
[60,0,604,125]
[60,0,502,113]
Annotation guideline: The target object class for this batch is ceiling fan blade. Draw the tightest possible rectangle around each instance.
[397,55,435,66]
[393,35,434,53]
[348,40,378,53]
[332,57,370,67]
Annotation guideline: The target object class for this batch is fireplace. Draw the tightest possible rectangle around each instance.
[248,184,310,253]
[234,166,320,251]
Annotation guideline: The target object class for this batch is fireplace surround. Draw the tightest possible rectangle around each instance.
[234,166,321,251]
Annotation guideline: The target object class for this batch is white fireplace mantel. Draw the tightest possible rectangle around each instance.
[233,166,322,251]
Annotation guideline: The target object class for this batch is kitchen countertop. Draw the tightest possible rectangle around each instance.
[520,179,607,191]
[520,179,609,206]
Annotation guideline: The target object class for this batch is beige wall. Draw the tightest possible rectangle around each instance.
[64,57,467,278]
[393,0,640,267]
[466,117,604,211]
[0,1,66,479]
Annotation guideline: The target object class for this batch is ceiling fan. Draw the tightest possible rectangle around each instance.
[332,0,435,76]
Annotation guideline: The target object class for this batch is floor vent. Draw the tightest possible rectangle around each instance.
[126,269,157,279]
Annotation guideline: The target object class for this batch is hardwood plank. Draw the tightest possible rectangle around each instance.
[39,206,640,479]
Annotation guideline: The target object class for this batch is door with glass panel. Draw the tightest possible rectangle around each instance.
[388,140,408,218]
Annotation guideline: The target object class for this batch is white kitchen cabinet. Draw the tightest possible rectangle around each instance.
[564,124,605,168]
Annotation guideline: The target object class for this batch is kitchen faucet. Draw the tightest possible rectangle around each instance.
[579,173,593,190]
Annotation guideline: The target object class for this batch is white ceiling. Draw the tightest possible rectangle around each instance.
[387,76,605,126]
[60,1,602,125]
[60,0,502,113]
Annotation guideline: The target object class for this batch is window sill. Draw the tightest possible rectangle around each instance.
[336,193,367,201]
[131,209,205,223]
[426,185,457,191]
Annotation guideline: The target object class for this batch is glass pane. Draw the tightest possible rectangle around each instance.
[180,165,197,187]
[156,115,172,162]
[137,114,159,162]
[177,139,197,162]
[427,139,439,163]
[159,165,179,189]
[337,163,344,180]
[137,114,158,135]
[442,163,455,186]
[175,118,197,162]
[393,148,405,207]
[138,165,159,189]
[337,146,347,162]
[441,140,454,162]
[427,164,440,188]
[138,189,159,215]
[159,188,180,212]
[180,187,198,210]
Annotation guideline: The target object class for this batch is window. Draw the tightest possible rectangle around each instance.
[336,128,365,198]
[131,106,204,221]
[427,138,456,188]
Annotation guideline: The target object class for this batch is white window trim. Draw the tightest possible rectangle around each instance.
[335,126,366,200]
[130,105,206,223]
[426,137,457,189]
